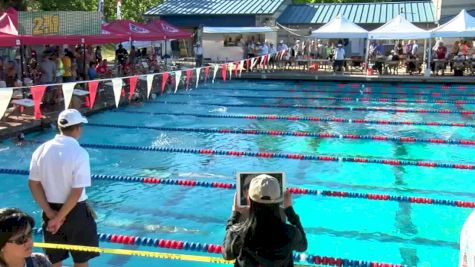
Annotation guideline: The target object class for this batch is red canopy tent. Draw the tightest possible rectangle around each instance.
[145,20,192,39]
[102,20,167,41]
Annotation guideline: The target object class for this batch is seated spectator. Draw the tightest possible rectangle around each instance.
[96,59,111,78]
[453,52,466,76]
[460,211,475,267]
[223,174,307,266]
[0,208,51,267]
[87,62,97,80]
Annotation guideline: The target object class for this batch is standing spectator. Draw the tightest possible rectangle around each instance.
[28,109,99,267]
[434,41,447,75]
[333,43,345,72]
[222,174,307,267]
[128,46,137,66]
[54,52,64,83]
[5,61,18,87]
[404,40,413,57]
[411,40,419,56]
[0,208,52,267]
[75,47,85,80]
[193,42,203,67]
[40,55,56,85]
[460,211,475,267]
[395,40,404,55]
[62,50,74,83]
[115,44,128,75]
[94,46,102,63]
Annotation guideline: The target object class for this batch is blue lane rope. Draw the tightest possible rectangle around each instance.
[114,110,475,128]
[1,168,473,208]
[87,123,475,146]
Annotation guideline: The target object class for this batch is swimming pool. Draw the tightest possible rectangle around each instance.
[1,80,474,267]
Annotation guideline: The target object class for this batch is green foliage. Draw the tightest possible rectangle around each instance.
[3,0,161,22]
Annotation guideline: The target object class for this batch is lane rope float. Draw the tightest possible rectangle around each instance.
[116,110,475,128]
[87,123,475,146]
[150,101,475,116]
[172,93,475,105]
[2,168,474,208]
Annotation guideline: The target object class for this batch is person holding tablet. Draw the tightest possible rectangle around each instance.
[222,174,307,267]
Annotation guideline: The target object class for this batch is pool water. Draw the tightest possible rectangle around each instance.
[1,80,474,267]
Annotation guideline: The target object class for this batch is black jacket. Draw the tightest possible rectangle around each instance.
[223,207,307,267]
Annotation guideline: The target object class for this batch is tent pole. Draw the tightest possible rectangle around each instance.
[83,44,86,80]
[19,44,24,83]
[364,38,370,74]
[425,38,432,77]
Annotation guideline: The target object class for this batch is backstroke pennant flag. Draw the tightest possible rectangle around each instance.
[161,72,169,94]
[174,70,182,93]
[204,66,210,83]
[227,63,233,80]
[31,85,46,119]
[146,74,154,98]
[250,57,256,71]
[185,69,192,90]
[195,67,202,88]
[245,58,250,72]
[88,80,99,109]
[234,62,239,77]
[111,78,123,108]
[0,88,13,120]
[239,60,245,77]
[62,82,76,109]
[221,64,227,81]
[212,64,219,83]
[128,76,138,101]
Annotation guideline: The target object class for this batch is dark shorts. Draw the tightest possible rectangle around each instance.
[42,201,99,264]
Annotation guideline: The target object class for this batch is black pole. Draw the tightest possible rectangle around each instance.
[83,44,86,80]
[19,44,24,83]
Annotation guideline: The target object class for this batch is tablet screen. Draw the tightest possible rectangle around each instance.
[236,172,285,207]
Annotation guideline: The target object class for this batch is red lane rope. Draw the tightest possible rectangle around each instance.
[88,123,475,146]
[152,101,475,115]
[116,110,475,128]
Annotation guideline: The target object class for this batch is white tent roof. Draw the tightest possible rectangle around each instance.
[432,9,475,38]
[203,27,276,34]
[369,15,431,39]
[309,15,368,39]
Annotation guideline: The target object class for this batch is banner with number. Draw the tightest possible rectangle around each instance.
[18,11,101,35]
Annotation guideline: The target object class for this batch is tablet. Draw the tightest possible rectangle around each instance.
[236,172,285,207]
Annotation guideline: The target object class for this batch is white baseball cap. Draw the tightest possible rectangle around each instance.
[57,109,88,127]
[248,174,283,204]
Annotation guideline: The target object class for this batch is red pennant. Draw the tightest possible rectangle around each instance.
[245,59,250,71]
[161,72,169,94]
[121,89,126,97]
[221,64,227,81]
[264,55,269,66]
[234,62,239,77]
[204,67,210,82]
[128,76,138,101]
[31,85,46,119]
[185,69,192,88]
[88,80,99,109]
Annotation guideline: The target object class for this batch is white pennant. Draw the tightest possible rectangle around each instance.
[174,71,182,93]
[212,64,219,83]
[228,63,234,80]
[239,60,244,77]
[62,82,76,109]
[111,78,123,108]
[250,58,256,71]
[0,88,13,120]
[195,67,201,88]
[146,74,154,98]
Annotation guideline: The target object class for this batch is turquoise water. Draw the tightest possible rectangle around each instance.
[1,80,475,267]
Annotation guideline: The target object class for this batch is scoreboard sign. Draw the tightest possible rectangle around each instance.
[18,11,101,36]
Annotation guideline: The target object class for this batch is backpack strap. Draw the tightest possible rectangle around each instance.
[25,257,34,267]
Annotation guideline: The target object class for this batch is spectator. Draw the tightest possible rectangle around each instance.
[333,43,345,72]
[115,44,128,75]
[453,52,466,76]
[39,55,56,84]
[434,41,447,75]
[54,52,64,83]
[128,46,137,66]
[404,40,413,57]
[223,174,307,267]
[460,211,475,267]
[96,59,111,78]
[87,61,97,80]
[28,109,99,267]
[94,46,102,63]
[395,41,404,55]
[0,208,51,267]
[5,61,17,88]
[62,50,74,83]
[193,42,203,67]
[411,40,419,56]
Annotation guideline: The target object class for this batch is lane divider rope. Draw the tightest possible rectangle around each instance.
[32,231,405,267]
[115,110,475,128]
[172,93,475,105]
[150,101,475,115]
[3,168,472,208]
[87,123,475,146]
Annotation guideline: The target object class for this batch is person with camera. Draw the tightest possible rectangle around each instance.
[223,174,307,267]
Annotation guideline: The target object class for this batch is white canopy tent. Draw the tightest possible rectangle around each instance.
[431,9,475,38]
[309,15,368,39]
[369,15,431,40]
[202,27,276,34]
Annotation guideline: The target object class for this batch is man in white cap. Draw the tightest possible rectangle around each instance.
[29,109,99,267]
[194,41,203,67]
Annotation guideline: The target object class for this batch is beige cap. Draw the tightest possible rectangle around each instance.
[248,174,283,204]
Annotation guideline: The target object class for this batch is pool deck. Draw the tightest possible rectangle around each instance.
[1,71,474,141]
